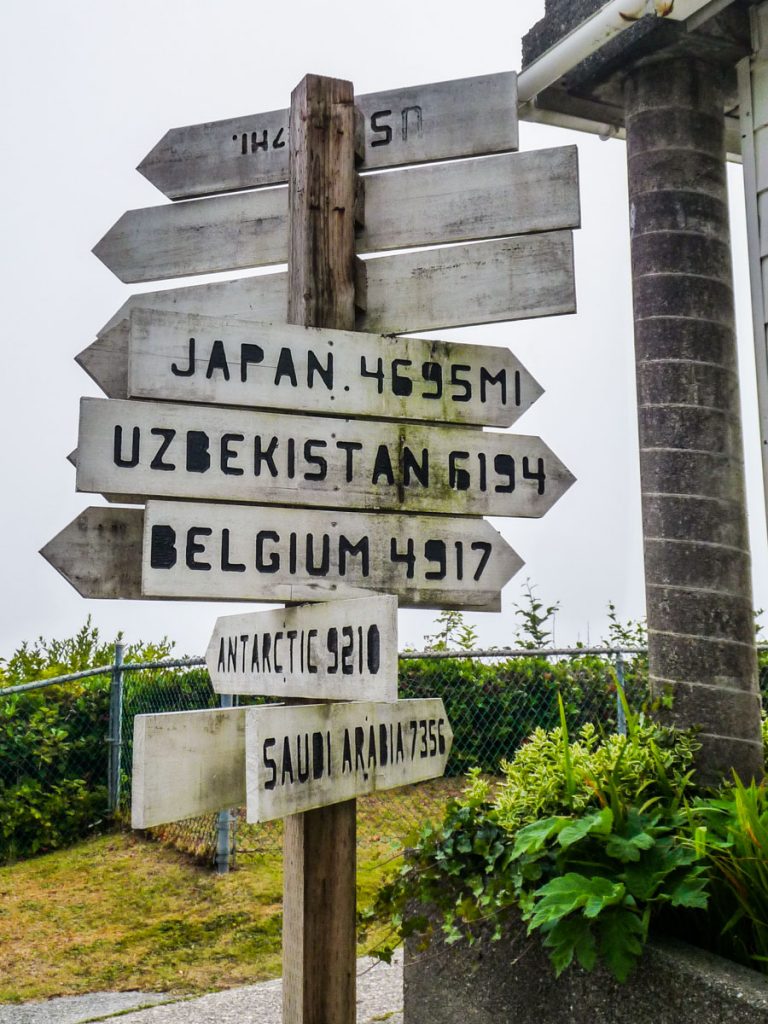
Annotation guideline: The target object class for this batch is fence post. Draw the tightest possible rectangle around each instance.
[215,693,233,874]
[108,642,125,813]
[615,650,627,736]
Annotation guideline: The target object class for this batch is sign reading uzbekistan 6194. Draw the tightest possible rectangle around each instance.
[205,595,398,702]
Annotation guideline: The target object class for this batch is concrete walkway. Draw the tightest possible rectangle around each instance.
[0,951,403,1024]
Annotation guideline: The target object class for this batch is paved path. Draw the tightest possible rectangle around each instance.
[0,951,403,1024]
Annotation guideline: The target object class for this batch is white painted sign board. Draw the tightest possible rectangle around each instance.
[76,397,575,518]
[130,699,452,828]
[91,233,576,349]
[95,148,579,283]
[142,499,523,610]
[138,71,518,199]
[246,699,453,821]
[79,308,544,428]
[132,706,246,829]
[205,595,398,701]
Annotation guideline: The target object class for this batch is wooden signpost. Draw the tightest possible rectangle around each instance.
[205,595,398,701]
[75,396,574,517]
[77,308,544,428]
[43,64,583,1024]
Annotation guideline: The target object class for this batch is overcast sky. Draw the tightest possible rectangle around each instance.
[1,1,765,659]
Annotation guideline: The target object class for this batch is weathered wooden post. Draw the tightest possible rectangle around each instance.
[625,55,763,783]
[283,73,358,1024]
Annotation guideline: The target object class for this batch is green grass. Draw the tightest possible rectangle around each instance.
[0,778,463,1004]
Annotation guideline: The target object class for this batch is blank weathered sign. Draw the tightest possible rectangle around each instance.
[132,706,247,828]
[84,235,576,403]
[245,699,453,821]
[94,148,579,283]
[142,499,523,610]
[205,595,398,701]
[76,397,575,518]
[79,308,543,428]
[138,72,518,200]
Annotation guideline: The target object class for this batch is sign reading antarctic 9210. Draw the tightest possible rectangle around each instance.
[205,595,398,702]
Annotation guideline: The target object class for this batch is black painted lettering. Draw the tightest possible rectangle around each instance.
[113,425,140,468]
[262,633,272,673]
[150,428,176,471]
[493,453,515,493]
[281,736,294,784]
[401,105,423,140]
[341,626,354,675]
[206,339,230,380]
[227,636,237,672]
[240,635,249,673]
[304,440,328,481]
[370,109,393,147]
[286,630,298,672]
[252,129,268,153]
[171,337,195,377]
[221,528,245,572]
[307,629,318,673]
[150,524,176,568]
[273,126,286,149]
[342,729,353,773]
[367,625,381,674]
[368,724,377,769]
[312,731,325,779]
[372,445,395,485]
[307,350,333,390]
[221,433,244,475]
[306,534,330,576]
[354,726,367,778]
[255,530,279,573]
[186,527,212,570]
[296,733,310,783]
[403,447,428,488]
[449,451,470,490]
[274,347,298,387]
[254,436,278,477]
[395,722,405,763]
[479,366,507,405]
[379,723,389,766]
[251,636,260,673]
[336,441,362,482]
[523,456,546,495]
[339,535,369,577]
[217,637,226,672]
[327,628,339,673]
[240,343,264,382]
[471,540,492,581]
[186,431,210,473]
[273,631,283,672]
[263,738,277,790]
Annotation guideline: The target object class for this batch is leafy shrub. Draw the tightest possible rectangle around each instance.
[0,620,174,862]
[364,708,703,980]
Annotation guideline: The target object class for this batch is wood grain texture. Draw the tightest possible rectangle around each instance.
[137,71,518,200]
[205,595,398,701]
[76,396,575,517]
[131,707,247,828]
[93,148,579,284]
[245,699,453,821]
[82,308,543,428]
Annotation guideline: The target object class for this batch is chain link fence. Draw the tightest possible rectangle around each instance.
[7,643,767,866]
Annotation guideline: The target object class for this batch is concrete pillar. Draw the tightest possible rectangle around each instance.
[625,55,764,783]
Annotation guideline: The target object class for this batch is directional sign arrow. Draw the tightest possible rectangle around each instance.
[205,595,399,701]
[94,148,579,284]
[245,699,453,822]
[76,308,544,428]
[75,397,575,518]
[131,698,453,827]
[137,71,517,200]
[41,503,522,610]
